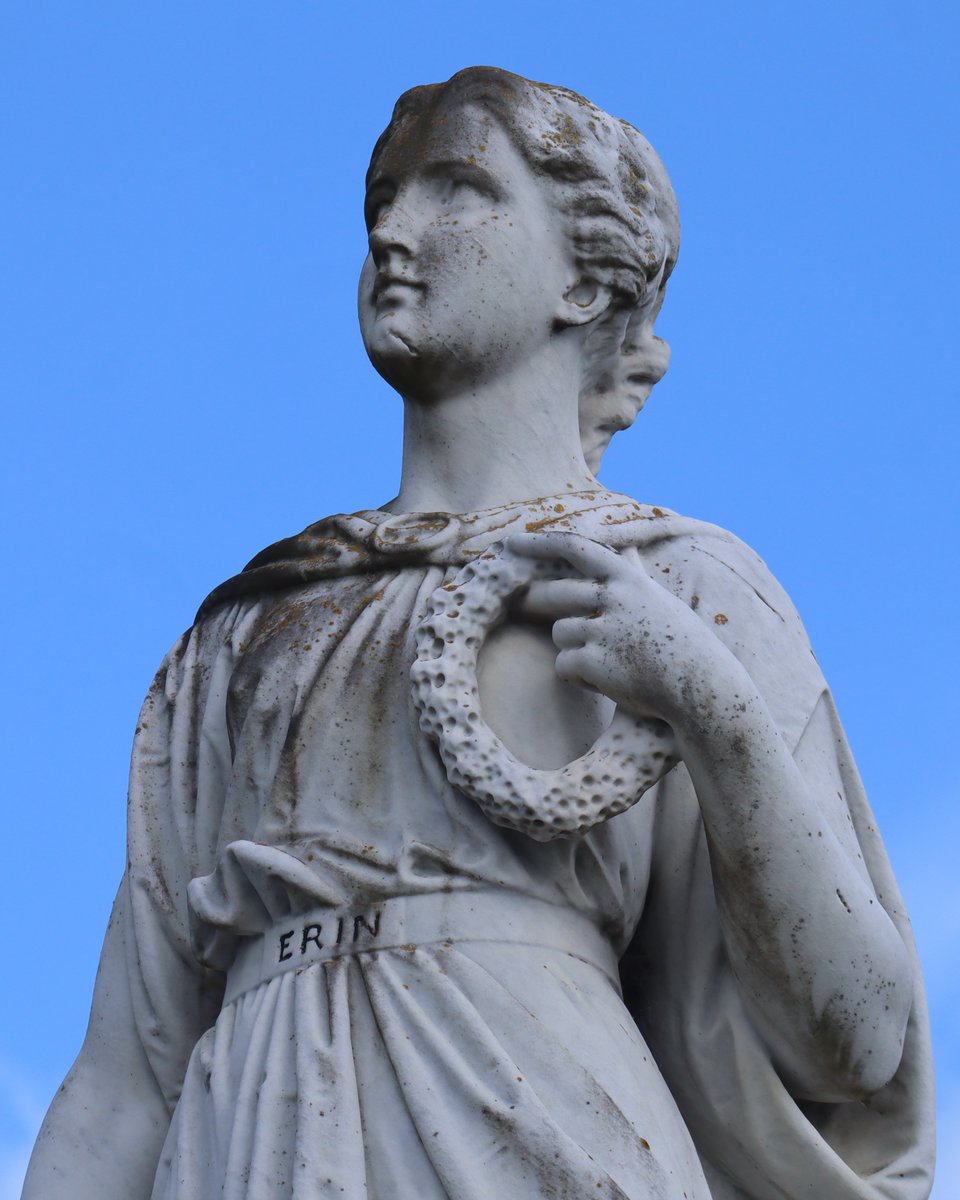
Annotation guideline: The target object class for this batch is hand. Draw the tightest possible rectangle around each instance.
[508,531,742,728]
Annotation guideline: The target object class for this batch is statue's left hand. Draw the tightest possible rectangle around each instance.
[509,531,743,730]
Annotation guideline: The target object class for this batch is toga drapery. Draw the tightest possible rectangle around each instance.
[104,490,932,1199]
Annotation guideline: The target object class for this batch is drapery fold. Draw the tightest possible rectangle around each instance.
[152,942,703,1200]
[102,491,932,1198]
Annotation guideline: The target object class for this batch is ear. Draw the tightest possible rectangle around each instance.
[556,279,613,328]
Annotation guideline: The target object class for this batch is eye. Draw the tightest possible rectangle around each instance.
[431,175,478,208]
[428,165,502,208]
[450,172,488,196]
[364,183,396,231]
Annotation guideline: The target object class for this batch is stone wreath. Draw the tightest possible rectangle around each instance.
[411,540,678,841]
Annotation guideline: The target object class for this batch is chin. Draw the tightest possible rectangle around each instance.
[375,322,419,361]
[366,326,429,394]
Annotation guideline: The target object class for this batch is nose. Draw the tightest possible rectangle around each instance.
[368,195,418,270]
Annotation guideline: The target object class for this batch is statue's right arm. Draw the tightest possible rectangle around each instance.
[21,881,172,1199]
[23,616,238,1197]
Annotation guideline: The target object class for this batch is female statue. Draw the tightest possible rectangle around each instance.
[23,67,933,1200]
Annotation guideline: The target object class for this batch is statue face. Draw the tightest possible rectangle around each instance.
[359,103,573,399]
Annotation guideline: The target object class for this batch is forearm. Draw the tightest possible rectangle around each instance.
[22,1043,170,1200]
[674,661,912,1099]
[23,889,176,1198]
[512,530,914,1097]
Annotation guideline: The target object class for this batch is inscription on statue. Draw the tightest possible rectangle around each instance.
[278,911,383,962]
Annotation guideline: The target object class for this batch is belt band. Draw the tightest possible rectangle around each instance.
[224,889,618,1007]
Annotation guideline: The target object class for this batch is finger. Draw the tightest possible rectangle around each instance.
[552,616,593,651]
[554,648,601,694]
[521,579,602,619]
[507,531,620,581]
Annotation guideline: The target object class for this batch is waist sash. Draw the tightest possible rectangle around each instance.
[224,889,619,1006]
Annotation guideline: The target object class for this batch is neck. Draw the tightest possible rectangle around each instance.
[388,338,598,514]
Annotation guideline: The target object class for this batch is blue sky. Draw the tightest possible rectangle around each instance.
[1,1,957,1195]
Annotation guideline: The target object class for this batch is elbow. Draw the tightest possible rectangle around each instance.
[787,916,916,1101]
[791,1040,908,1104]
[848,990,914,1098]
[781,985,913,1103]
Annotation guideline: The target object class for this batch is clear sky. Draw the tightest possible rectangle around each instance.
[1,1,957,1195]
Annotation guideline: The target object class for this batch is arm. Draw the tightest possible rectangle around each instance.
[22,884,173,1199]
[515,531,912,1101]
[23,618,234,1196]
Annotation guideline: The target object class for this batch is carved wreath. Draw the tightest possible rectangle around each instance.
[411,541,678,841]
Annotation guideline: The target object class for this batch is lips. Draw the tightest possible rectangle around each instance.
[372,274,424,303]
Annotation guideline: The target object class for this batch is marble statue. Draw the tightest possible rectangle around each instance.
[23,67,934,1200]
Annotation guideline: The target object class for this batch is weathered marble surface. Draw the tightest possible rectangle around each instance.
[23,68,934,1200]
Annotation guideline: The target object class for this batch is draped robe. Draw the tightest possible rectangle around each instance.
[101,491,932,1199]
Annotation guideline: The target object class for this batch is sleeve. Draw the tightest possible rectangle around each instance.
[119,604,247,1111]
[620,533,935,1200]
[21,603,260,1198]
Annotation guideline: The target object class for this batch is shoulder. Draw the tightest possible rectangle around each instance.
[146,596,267,715]
[637,516,801,624]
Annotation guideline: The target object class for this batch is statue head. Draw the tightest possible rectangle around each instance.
[361,67,680,467]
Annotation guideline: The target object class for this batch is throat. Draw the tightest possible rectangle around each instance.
[390,374,597,514]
